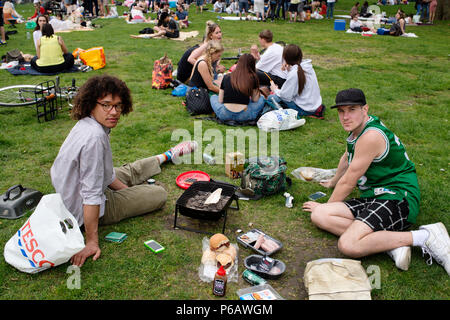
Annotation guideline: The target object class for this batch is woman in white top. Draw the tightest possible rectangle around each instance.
[268,44,325,119]
[33,14,49,51]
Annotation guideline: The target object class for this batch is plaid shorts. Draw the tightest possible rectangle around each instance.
[344,198,412,232]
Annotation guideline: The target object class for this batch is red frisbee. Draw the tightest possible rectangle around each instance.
[176,170,210,189]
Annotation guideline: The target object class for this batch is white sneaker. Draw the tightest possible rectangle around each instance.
[387,246,411,271]
[419,222,450,276]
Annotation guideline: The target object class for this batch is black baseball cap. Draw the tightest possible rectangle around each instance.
[330,88,367,109]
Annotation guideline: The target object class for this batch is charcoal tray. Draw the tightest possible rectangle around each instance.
[174,180,239,234]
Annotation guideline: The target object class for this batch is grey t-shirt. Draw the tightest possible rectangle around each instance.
[51,116,116,226]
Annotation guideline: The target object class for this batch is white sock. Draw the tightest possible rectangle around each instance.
[411,229,430,247]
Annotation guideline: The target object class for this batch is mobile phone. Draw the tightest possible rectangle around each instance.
[144,240,165,253]
[308,191,327,201]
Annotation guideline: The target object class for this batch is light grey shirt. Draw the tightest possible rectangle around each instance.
[50,116,116,226]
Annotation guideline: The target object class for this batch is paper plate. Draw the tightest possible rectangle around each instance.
[176,170,210,189]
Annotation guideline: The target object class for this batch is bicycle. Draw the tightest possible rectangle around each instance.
[0,76,78,108]
[0,76,79,122]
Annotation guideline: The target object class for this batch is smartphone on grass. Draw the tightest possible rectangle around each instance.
[144,240,165,253]
[308,191,327,201]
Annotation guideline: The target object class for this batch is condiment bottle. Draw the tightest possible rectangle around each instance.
[213,266,227,297]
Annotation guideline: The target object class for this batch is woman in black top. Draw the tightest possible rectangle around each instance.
[139,11,179,38]
[188,40,224,93]
[210,54,265,122]
[390,11,406,36]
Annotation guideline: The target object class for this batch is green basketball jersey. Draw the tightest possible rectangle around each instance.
[346,115,421,223]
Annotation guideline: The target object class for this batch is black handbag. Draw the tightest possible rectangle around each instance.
[185,87,213,115]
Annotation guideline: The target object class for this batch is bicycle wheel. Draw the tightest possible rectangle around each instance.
[0,85,41,107]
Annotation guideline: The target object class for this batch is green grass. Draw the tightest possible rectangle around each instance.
[0,2,449,300]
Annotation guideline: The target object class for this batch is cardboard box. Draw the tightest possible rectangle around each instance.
[225,152,245,179]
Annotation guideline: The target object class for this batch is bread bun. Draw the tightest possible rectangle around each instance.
[209,233,230,252]
[216,253,234,269]
[300,167,315,181]
[221,245,237,261]
[201,248,217,265]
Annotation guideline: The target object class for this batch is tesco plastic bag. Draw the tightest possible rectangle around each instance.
[257,109,306,132]
[3,194,85,274]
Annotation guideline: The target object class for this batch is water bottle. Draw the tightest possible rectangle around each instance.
[26,31,30,40]
[203,153,216,165]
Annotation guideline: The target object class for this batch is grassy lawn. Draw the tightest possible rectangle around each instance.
[0,1,449,300]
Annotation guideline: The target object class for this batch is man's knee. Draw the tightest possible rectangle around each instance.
[310,204,329,229]
[337,234,363,258]
[146,185,167,210]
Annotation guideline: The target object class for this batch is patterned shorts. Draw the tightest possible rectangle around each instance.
[344,198,412,232]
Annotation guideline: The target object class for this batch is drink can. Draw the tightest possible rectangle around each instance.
[242,270,267,286]
[203,153,216,165]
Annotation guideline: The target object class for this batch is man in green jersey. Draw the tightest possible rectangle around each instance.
[303,88,449,275]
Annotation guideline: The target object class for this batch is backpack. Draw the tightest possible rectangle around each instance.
[240,156,291,198]
[152,54,173,89]
[5,49,24,63]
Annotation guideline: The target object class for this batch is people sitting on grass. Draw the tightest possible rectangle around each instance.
[389,10,406,36]
[303,88,450,275]
[3,1,24,24]
[360,1,371,17]
[350,13,376,33]
[210,53,265,122]
[30,23,74,73]
[130,11,179,39]
[51,74,198,267]
[32,14,49,51]
[213,0,226,13]
[268,44,325,119]
[226,0,240,15]
[175,4,188,28]
[176,21,223,84]
[188,21,225,77]
[28,0,46,20]
[250,29,287,88]
[188,40,224,94]
[350,2,360,17]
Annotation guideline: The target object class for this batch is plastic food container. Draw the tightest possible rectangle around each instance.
[244,254,286,279]
[236,284,284,300]
[236,228,283,256]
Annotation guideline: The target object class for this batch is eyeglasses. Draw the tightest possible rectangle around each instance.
[97,101,124,113]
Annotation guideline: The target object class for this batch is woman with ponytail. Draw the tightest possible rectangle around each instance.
[188,40,224,94]
[269,44,325,119]
[210,53,265,122]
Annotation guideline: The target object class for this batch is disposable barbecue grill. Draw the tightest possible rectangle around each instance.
[173,180,239,235]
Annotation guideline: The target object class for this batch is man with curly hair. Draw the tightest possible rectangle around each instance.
[51,75,197,267]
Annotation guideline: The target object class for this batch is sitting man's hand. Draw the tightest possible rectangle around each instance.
[319,179,335,189]
[302,201,321,213]
[70,241,101,267]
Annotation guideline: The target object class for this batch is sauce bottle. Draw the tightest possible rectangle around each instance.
[213,266,227,297]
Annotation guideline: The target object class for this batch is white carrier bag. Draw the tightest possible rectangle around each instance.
[257,109,306,132]
[4,193,85,274]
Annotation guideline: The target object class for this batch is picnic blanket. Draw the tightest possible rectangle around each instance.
[55,28,95,33]
[6,64,80,76]
[130,31,199,41]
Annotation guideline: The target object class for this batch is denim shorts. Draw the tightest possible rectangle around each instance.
[210,95,265,122]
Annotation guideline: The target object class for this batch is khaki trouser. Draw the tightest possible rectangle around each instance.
[99,156,168,225]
